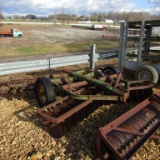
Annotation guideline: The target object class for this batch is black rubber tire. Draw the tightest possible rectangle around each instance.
[101,65,117,77]
[34,77,56,107]
[135,65,159,83]
[18,34,22,37]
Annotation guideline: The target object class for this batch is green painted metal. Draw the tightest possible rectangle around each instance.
[67,91,119,101]
[63,69,124,96]
[50,77,75,84]
[50,70,95,85]
[55,81,88,92]
[72,70,85,74]
[73,70,95,78]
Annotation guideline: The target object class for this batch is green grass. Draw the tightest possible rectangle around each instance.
[0,40,119,58]
[65,40,118,51]
[16,46,40,54]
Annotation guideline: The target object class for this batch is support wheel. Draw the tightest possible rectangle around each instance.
[18,34,22,37]
[34,77,56,107]
[101,65,117,77]
[135,65,159,83]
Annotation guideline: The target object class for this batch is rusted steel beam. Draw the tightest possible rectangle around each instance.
[7,78,34,87]
[56,81,88,91]
[37,98,93,125]
[37,97,101,138]
[50,70,94,85]
[0,78,34,97]
[62,69,124,96]
[95,92,160,160]
[50,69,153,102]
[127,80,154,90]
[67,91,119,101]
[50,77,76,85]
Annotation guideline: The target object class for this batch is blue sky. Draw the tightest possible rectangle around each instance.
[0,0,160,17]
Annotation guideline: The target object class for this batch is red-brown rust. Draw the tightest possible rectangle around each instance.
[38,99,102,138]
[95,91,160,160]
[37,99,93,124]
[0,78,34,97]
[60,81,88,90]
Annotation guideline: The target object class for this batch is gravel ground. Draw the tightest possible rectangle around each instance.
[0,24,107,46]
[0,24,115,63]
[0,60,160,160]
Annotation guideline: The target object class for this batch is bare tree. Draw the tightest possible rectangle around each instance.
[47,11,159,23]
[52,9,58,25]
[26,14,36,20]
[105,11,158,22]
[13,15,21,20]
[0,13,4,19]
[0,3,4,29]
[59,8,72,25]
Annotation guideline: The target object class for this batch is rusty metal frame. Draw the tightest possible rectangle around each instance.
[37,98,93,125]
[95,92,160,160]
[52,69,154,102]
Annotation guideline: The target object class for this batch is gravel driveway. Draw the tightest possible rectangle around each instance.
[0,25,107,46]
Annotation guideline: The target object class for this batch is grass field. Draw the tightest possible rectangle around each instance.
[0,23,119,58]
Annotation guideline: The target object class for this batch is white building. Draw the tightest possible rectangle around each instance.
[103,19,114,23]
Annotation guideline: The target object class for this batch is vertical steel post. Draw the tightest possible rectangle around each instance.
[48,58,51,69]
[90,44,96,70]
[118,22,127,72]
[137,21,145,66]
[144,25,152,56]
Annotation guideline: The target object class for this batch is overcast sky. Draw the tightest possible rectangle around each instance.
[1,0,160,17]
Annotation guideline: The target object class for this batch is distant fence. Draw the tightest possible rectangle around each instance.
[1,21,62,25]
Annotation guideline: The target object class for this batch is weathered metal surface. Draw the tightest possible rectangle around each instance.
[35,69,155,138]
[0,51,119,76]
[0,78,34,97]
[49,69,154,102]
[119,20,160,82]
[95,92,160,160]
[37,96,101,138]
[62,69,125,96]
[0,68,155,142]
[0,69,153,102]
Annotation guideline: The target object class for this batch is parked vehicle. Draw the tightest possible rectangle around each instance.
[118,20,160,83]
[0,28,23,38]
[34,69,160,160]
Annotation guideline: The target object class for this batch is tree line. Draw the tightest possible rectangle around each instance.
[0,11,160,23]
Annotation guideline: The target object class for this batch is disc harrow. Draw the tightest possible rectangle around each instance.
[0,69,158,159]
[95,92,160,160]
[0,78,34,98]
[35,69,154,138]
[37,88,102,138]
